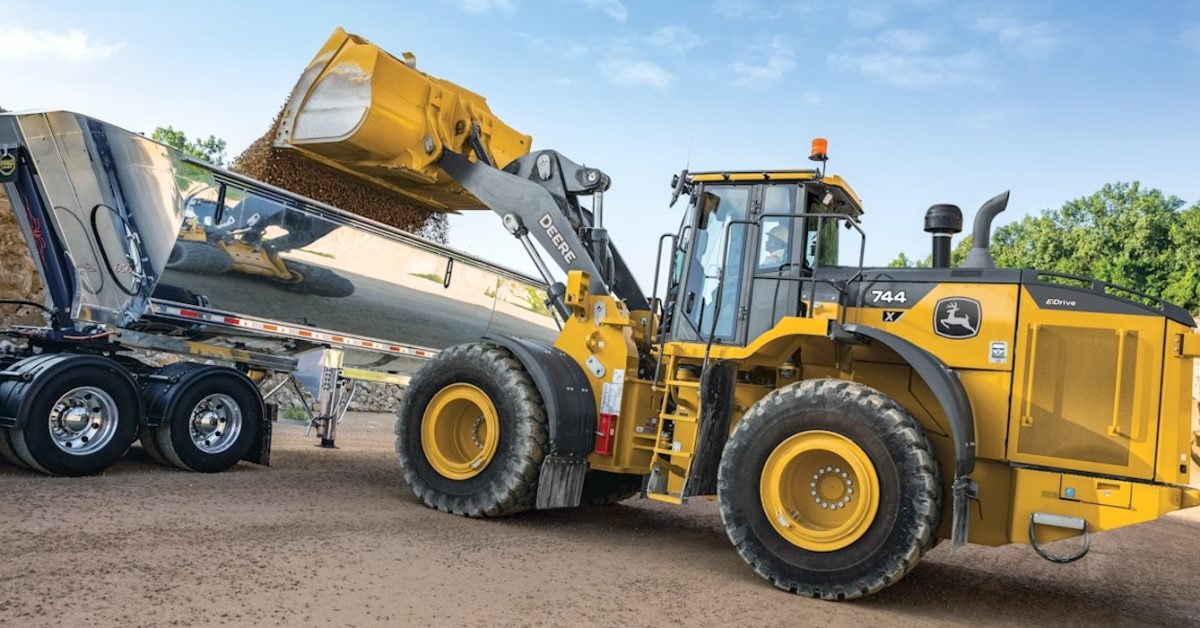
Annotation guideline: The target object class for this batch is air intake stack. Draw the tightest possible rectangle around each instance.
[924,204,963,269]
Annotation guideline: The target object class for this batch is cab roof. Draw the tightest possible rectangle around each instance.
[688,170,865,216]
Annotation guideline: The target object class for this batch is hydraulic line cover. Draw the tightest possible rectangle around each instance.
[274,27,532,213]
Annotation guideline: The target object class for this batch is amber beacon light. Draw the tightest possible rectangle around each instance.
[809,137,829,162]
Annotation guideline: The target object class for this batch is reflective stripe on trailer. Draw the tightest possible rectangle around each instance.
[150,301,439,360]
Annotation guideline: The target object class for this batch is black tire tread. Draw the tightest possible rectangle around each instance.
[718,378,942,600]
[395,343,547,517]
[167,241,234,274]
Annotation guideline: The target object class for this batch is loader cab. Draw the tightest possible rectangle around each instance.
[664,171,863,346]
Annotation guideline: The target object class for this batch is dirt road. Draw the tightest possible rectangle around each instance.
[1,413,1197,627]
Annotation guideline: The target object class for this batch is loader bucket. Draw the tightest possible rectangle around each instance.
[273,27,532,212]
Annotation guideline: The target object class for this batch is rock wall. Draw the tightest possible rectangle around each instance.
[260,373,404,417]
[0,196,47,327]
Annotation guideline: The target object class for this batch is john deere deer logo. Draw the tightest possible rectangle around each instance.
[934,298,981,339]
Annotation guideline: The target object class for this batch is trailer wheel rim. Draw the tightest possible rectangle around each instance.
[421,383,500,480]
[48,386,120,456]
[759,430,880,552]
[189,393,243,454]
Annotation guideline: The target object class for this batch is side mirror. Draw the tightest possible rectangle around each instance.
[669,168,688,207]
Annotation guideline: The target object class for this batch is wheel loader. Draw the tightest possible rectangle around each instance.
[277,28,1200,599]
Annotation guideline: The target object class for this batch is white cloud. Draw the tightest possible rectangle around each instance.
[846,1,891,29]
[876,29,931,54]
[455,0,515,13]
[646,26,702,54]
[731,36,795,87]
[828,49,990,89]
[522,34,587,59]
[712,0,813,20]
[0,26,123,61]
[577,0,628,23]
[973,15,1063,58]
[1178,23,1200,52]
[598,58,675,89]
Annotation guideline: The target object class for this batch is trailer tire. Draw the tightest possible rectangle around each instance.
[137,428,170,466]
[395,342,547,517]
[166,241,234,274]
[580,470,643,505]
[283,260,355,298]
[6,359,140,476]
[718,378,941,600]
[0,428,30,469]
[150,368,262,473]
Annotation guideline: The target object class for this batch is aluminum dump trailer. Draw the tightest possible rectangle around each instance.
[0,110,557,476]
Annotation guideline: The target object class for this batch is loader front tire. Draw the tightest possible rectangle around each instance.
[718,378,941,600]
[166,241,234,274]
[395,343,547,517]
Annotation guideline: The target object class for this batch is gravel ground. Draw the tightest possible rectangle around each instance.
[1,412,1197,627]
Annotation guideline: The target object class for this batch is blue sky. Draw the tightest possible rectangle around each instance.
[4,0,1199,288]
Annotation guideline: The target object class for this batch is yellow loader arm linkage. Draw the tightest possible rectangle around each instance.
[274,27,532,212]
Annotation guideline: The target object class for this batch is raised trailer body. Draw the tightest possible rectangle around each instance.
[0,110,556,471]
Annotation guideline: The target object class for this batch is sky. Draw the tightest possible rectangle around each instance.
[3,0,1199,291]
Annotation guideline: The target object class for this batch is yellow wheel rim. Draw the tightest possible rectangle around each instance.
[759,430,880,552]
[421,383,500,480]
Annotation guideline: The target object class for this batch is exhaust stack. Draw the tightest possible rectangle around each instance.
[961,191,1010,269]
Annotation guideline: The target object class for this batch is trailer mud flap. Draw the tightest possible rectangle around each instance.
[243,404,274,466]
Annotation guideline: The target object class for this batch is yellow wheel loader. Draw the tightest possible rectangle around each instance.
[278,28,1200,599]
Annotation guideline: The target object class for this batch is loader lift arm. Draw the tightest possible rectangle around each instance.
[439,149,650,318]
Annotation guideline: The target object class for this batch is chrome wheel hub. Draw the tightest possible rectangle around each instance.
[189,394,243,454]
[48,386,119,455]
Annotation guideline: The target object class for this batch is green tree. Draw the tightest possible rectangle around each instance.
[151,126,227,166]
[990,182,1193,309]
[887,182,1200,312]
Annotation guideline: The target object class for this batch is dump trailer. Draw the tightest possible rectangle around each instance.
[270,29,1200,599]
[0,109,556,475]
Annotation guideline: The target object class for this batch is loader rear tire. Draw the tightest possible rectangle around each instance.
[166,241,234,274]
[718,378,941,600]
[580,470,643,505]
[395,342,547,517]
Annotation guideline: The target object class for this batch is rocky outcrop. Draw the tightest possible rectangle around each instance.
[260,373,404,417]
[0,195,47,328]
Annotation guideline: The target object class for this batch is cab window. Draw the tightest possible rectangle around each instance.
[682,185,750,341]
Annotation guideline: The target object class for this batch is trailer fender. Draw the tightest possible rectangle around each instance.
[141,363,262,427]
[483,334,596,456]
[840,323,977,548]
[140,362,269,464]
[0,353,139,430]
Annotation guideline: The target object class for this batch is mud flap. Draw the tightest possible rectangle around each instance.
[682,360,737,498]
[243,404,274,466]
[536,454,587,509]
